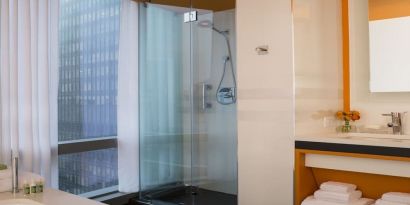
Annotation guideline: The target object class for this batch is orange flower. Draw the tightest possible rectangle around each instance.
[336,111,344,120]
[335,110,361,122]
[351,110,360,121]
[351,114,360,121]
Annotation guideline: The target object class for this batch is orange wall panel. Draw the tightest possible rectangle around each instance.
[369,0,410,20]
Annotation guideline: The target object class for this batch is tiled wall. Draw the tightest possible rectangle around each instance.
[293,0,344,136]
[237,0,294,204]
[189,9,238,195]
[202,9,238,195]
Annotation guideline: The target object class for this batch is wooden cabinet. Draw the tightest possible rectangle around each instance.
[295,141,410,205]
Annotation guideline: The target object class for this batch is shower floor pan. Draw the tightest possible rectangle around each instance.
[133,186,237,205]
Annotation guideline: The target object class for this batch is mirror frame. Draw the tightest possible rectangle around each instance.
[342,0,350,112]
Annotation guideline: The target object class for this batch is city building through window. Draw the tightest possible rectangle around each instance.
[57,0,120,196]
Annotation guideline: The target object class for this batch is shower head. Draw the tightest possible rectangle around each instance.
[197,20,229,35]
[198,20,213,28]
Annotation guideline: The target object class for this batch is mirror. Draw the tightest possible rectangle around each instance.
[368,0,410,92]
[347,0,410,134]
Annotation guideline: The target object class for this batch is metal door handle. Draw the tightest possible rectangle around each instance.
[202,83,212,110]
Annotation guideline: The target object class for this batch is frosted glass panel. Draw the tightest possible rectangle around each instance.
[138,1,237,204]
[139,4,189,193]
[191,9,238,195]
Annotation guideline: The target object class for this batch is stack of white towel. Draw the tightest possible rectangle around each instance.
[302,181,375,205]
[0,168,44,192]
[375,192,410,205]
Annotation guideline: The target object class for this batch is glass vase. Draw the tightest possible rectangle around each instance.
[342,120,351,133]
[337,120,356,133]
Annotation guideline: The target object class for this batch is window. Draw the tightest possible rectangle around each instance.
[58,0,121,197]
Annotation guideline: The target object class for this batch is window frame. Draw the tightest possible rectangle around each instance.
[58,137,117,155]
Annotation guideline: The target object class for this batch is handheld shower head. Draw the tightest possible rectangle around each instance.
[197,19,236,105]
[212,27,229,35]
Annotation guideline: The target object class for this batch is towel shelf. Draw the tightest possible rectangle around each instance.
[305,153,410,178]
[295,148,410,205]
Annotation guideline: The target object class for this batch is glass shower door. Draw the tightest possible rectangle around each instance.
[138,1,193,202]
[138,0,237,204]
[190,0,238,200]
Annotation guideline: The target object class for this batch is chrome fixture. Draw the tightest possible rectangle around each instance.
[216,56,236,105]
[197,20,237,105]
[202,83,213,110]
[382,112,406,135]
[212,28,237,105]
[255,45,269,55]
[184,11,198,23]
[11,155,18,193]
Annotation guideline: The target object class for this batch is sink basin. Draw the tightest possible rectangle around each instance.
[0,199,43,205]
[347,132,410,141]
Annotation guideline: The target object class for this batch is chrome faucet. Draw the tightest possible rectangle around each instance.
[11,155,18,193]
[382,112,406,135]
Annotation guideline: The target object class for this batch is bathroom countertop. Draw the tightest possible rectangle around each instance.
[295,133,410,157]
[0,189,105,205]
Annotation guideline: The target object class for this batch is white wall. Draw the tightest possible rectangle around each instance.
[293,0,343,136]
[350,0,410,134]
[236,0,294,204]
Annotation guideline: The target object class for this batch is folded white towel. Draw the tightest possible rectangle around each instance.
[314,190,362,203]
[382,192,410,204]
[320,181,357,193]
[0,169,12,180]
[375,199,408,205]
[302,196,374,205]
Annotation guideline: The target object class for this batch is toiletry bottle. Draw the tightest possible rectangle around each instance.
[36,180,43,193]
[23,180,30,195]
[30,180,36,194]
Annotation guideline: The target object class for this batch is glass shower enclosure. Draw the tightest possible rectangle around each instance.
[138,0,237,204]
